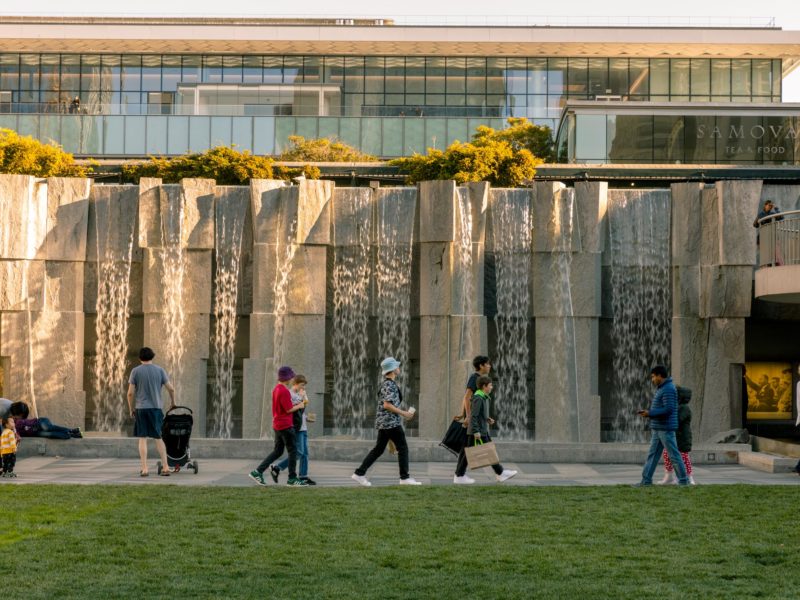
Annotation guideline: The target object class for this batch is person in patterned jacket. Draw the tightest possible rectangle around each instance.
[352,357,421,487]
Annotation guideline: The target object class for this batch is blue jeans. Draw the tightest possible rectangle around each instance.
[641,429,688,485]
[276,430,308,478]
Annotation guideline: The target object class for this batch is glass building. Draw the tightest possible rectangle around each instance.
[0,17,798,158]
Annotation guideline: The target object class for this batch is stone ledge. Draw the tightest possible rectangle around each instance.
[738,451,797,473]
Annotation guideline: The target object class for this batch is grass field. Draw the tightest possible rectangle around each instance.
[3,484,797,599]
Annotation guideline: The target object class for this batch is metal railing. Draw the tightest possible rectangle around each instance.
[758,210,800,268]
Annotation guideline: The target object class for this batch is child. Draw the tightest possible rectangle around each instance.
[271,374,315,485]
[659,385,694,485]
[466,375,517,483]
[1,417,18,478]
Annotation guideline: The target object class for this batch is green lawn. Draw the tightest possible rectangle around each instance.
[3,485,797,599]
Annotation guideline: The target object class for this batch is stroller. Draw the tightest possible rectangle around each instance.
[157,406,199,475]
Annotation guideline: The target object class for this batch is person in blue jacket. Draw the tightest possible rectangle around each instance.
[635,365,689,486]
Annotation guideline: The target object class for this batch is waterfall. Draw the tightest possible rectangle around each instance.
[607,190,672,442]
[159,187,187,403]
[331,189,373,437]
[548,187,581,441]
[491,189,532,440]
[91,189,135,432]
[376,188,416,399]
[455,187,474,357]
[209,192,247,439]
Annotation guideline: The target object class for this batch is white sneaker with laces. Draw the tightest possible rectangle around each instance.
[453,475,476,484]
[659,472,676,485]
[351,473,371,487]
[399,477,422,485]
[688,475,696,485]
[496,469,517,483]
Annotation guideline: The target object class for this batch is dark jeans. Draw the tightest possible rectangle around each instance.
[355,426,410,480]
[456,435,503,476]
[1,453,15,473]
[257,428,297,479]
[35,418,74,440]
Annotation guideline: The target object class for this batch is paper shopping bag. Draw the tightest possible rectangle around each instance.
[465,439,499,469]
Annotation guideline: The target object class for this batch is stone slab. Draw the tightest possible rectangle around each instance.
[738,451,797,473]
[574,181,608,254]
[532,181,570,253]
[461,182,489,245]
[0,259,44,311]
[487,187,533,253]
[180,178,216,249]
[86,185,140,263]
[700,186,719,266]
[419,180,456,243]
[670,316,709,406]
[698,318,745,442]
[715,180,763,265]
[142,248,212,315]
[44,177,91,261]
[375,187,418,247]
[241,358,269,439]
[532,252,601,318]
[143,312,210,361]
[672,265,701,318]
[295,180,333,245]
[670,182,704,267]
[250,179,288,244]
[286,245,327,315]
[248,312,276,361]
[44,261,84,312]
[700,265,754,318]
[0,174,47,260]
[761,184,800,213]
[332,187,373,246]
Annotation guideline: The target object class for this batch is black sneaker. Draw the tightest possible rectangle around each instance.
[300,477,317,486]
[269,465,280,483]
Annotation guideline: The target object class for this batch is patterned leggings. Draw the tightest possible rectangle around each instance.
[662,450,693,475]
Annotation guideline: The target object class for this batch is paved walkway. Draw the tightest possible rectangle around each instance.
[3,457,799,487]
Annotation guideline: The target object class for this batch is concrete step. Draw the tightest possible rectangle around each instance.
[17,435,748,464]
[739,451,798,473]
[751,436,800,458]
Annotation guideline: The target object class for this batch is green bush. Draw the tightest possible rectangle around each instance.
[279,135,377,162]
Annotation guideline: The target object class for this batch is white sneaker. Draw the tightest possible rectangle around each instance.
[351,473,371,487]
[658,472,676,485]
[453,475,476,484]
[688,475,696,485]
[399,477,422,485]
[496,469,518,483]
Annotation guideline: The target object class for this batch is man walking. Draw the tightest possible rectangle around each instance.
[127,347,175,477]
[635,365,689,486]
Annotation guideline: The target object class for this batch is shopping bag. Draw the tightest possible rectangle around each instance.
[465,438,500,469]
[388,440,398,455]
[439,419,468,456]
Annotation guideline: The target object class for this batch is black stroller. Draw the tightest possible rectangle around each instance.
[157,406,199,475]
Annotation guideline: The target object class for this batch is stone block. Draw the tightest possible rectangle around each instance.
[181,178,216,249]
[286,245,327,315]
[44,261,84,312]
[532,252,601,318]
[176,358,208,436]
[87,185,140,263]
[419,242,452,316]
[249,312,276,360]
[534,316,598,442]
[296,180,333,245]
[574,181,608,254]
[715,180,763,265]
[670,182,704,267]
[142,248,212,315]
[44,177,91,261]
[698,318,745,441]
[761,184,800,213]
[488,188,533,252]
[700,186,719,266]
[143,312,210,361]
[670,316,709,394]
[418,316,451,439]
[672,265,701,318]
[251,243,278,313]
[419,180,456,243]
[242,358,270,439]
[0,259,44,311]
[137,182,161,249]
[214,186,250,246]
[332,187,373,246]
[0,174,47,260]
[532,181,568,252]
[700,265,754,318]
[579,395,602,444]
[375,187,417,246]
[250,179,287,244]
[461,181,489,245]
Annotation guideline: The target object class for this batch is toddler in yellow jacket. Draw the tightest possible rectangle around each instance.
[1,417,18,478]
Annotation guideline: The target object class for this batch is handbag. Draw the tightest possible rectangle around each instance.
[439,419,468,456]
[465,438,500,470]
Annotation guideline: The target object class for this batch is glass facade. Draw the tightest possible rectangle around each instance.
[558,108,800,165]
[0,52,785,157]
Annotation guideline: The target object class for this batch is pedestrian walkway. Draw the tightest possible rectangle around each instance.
[3,457,799,487]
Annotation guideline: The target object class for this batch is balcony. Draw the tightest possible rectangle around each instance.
[755,210,800,303]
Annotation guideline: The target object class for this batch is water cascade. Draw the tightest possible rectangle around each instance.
[607,190,672,442]
[159,188,187,402]
[375,188,417,398]
[491,189,533,439]
[209,191,247,438]
[331,189,373,436]
[91,189,136,431]
[455,187,474,357]
[548,187,581,441]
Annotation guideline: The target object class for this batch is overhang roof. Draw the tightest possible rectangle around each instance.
[0,17,799,75]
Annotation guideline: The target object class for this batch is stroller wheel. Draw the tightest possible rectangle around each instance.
[192,461,199,474]
[156,461,162,475]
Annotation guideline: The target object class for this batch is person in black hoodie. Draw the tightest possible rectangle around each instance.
[658,385,694,485]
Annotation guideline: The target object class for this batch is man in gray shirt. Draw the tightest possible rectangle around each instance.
[127,347,175,477]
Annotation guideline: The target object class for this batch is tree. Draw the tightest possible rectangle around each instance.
[279,135,378,162]
[121,146,276,184]
[391,118,550,187]
[0,128,89,177]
